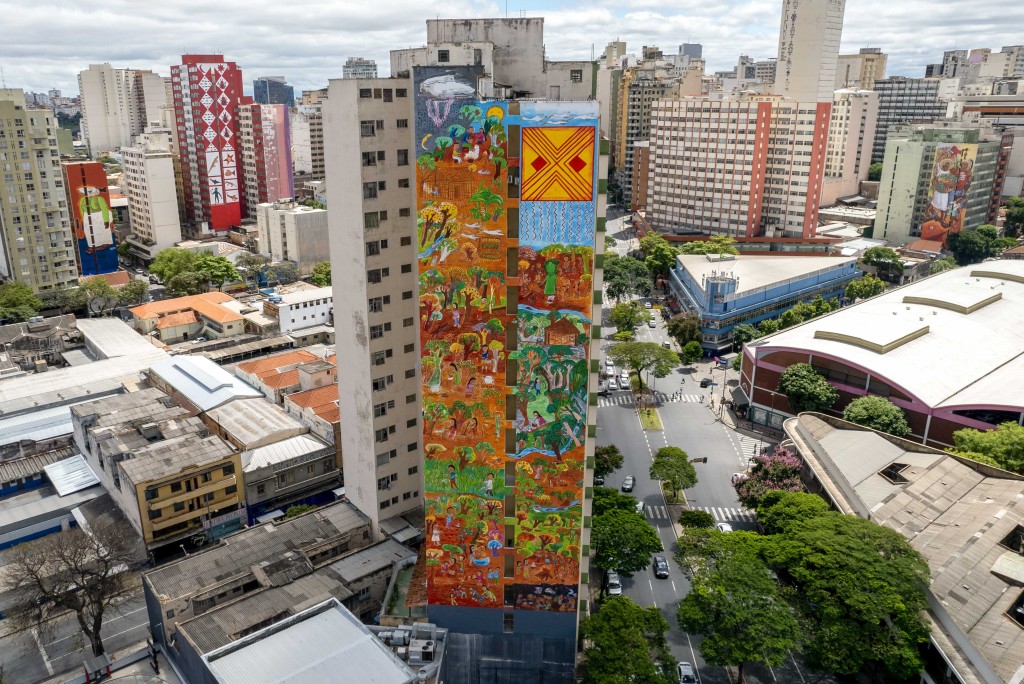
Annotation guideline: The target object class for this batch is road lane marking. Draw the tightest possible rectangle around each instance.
[648,579,657,607]
[671,580,677,592]
[32,628,54,676]
[44,605,147,647]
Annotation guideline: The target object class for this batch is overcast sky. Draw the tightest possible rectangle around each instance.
[1,0,1021,96]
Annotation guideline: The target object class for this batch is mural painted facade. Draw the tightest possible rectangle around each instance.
[416,67,599,617]
[921,142,977,247]
[62,161,119,276]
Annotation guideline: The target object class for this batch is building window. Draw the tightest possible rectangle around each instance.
[398,178,410,188]
[256,483,265,495]
[223,464,235,476]
[170,481,182,493]
[360,121,376,137]
[383,89,393,102]
[400,236,412,246]
[148,509,162,520]
[174,502,185,512]
[364,212,380,229]
[404,343,415,353]
[361,152,376,167]
[396,89,407,98]
[503,613,514,633]
[570,69,583,83]
[402,290,413,300]
[359,88,372,98]
[396,119,408,128]
[362,182,378,199]
[225,485,237,495]
[403,317,414,327]
[366,240,381,256]
[438,50,450,63]
[399,208,411,217]
[397,149,409,166]
[369,297,385,313]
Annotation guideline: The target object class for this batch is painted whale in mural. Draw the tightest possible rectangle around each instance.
[419,74,476,99]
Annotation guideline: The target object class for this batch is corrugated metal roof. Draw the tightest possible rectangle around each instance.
[243,435,331,471]
[0,404,75,447]
[149,356,261,411]
[207,398,308,450]
[203,600,414,684]
[0,447,74,482]
[43,454,100,496]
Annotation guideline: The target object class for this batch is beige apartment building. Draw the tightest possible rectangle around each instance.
[121,129,183,263]
[78,64,168,154]
[325,76,422,533]
[821,89,879,206]
[0,89,79,293]
[835,48,888,90]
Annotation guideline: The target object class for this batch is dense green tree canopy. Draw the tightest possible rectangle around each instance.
[82,279,118,317]
[594,445,624,478]
[730,323,759,349]
[591,486,639,517]
[609,301,651,333]
[604,254,652,301]
[166,271,210,297]
[638,233,679,278]
[754,490,831,535]
[948,226,1014,265]
[117,279,149,307]
[650,446,698,498]
[681,340,703,364]
[581,596,674,684]
[591,509,663,575]
[1005,196,1024,238]
[778,363,838,413]
[929,256,957,274]
[842,395,911,436]
[607,342,679,392]
[844,273,885,301]
[677,235,739,255]
[310,261,332,287]
[195,254,240,289]
[666,314,701,348]
[0,282,43,322]
[757,317,779,336]
[150,247,199,283]
[867,162,883,182]
[861,246,904,276]
[952,422,1024,473]
[676,509,715,528]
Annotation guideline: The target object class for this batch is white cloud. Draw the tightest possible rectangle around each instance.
[1,0,1021,94]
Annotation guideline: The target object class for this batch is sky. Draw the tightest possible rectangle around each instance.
[1,0,1021,96]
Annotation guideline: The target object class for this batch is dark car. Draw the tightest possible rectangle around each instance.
[621,476,635,492]
[594,474,605,486]
[699,377,713,388]
[653,555,670,579]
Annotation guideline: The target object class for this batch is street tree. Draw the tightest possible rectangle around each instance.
[842,395,911,436]
[764,510,931,679]
[594,445,624,478]
[778,308,803,329]
[929,256,957,274]
[1005,196,1024,238]
[592,486,639,517]
[844,274,885,301]
[604,254,653,299]
[867,162,883,181]
[731,323,759,350]
[666,314,701,348]
[309,261,332,287]
[235,252,270,288]
[677,235,739,255]
[266,261,301,285]
[778,363,838,413]
[951,422,1024,473]
[581,596,674,684]
[681,340,703,364]
[608,342,679,393]
[82,278,118,317]
[591,509,663,575]
[734,447,804,509]
[150,247,199,283]
[116,279,149,308]
[609,301,650,333]
[756,318,779,336]
[676,509,715,528]
[638,233,679,278]
[46,285,88,315]
[677,547,802,682]
[650,446,698,500]
[195,254,240,290]
[948,227,1008,265]
[755,491,831,535]
[166,271,210,297]
[0,282,43,322]
[0,518,144,657]
[860,246,904,280]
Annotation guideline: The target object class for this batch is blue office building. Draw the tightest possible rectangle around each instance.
[668,253,860,354]
[253,76,295,105]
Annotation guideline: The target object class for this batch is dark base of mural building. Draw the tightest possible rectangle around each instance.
[431,605,577,684]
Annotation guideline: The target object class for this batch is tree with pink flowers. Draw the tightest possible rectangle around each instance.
[734,447,804,509]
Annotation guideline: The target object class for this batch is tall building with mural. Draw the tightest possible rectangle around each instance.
[415,65,602,650]
[170,55,244,232]
[62,161,119,276]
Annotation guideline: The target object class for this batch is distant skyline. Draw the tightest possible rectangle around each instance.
[2,0,1022,95]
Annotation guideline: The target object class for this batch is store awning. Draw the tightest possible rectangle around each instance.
[256,509,285,524]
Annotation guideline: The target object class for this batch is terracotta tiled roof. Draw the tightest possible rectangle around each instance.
[904,239,944,254]
[1004,244,1024,254]
[81,271,132,287]
[285,384,340,424]
[263,369,300,390]
[236,350,318,375]
[156,311,199,329]
[130,292,243,324]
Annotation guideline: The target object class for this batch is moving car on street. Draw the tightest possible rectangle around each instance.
[716,522,734,533]
[678,661,698,683]
[699,377,713,388]
[653,555,670,579]
[621,476,635,492]
[606,570,623,596]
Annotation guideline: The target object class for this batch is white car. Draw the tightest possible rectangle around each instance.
[619,371,629,385]
[607,378,619,391]
[716,522,734,533]
[644,301,653,309]
[635,501,646,515]
[606,570,623,596]
[648,320,656,328]
[605,357,614,367]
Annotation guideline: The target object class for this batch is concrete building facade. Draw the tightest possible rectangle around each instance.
[774,0,845,103]
[872,77,959,163]
[0,89,79,292]
[262,286,334,333]
[616,67,679,200]
[821,89,879,206]
[238,102,294,218]
[255,200,328,275]
[834,47,887,90]
[343,58,378,80]
[874,123,1010,246]
[122,129,183,263]
[78,64,167,154]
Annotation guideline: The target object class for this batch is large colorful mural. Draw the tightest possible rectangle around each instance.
[416,67,599,615]
[921,142,977,247]
[62,161,118,276]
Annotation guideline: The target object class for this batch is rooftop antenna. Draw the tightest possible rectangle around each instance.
[1,67,6,88]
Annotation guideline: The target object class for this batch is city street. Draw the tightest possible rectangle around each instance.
[0,591,150,684]
[596,214,810,683]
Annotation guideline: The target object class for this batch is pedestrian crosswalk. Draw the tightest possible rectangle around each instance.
[597,391,705,407]
[642,504,671,520]
[737,435,761,466]
[691,506,757,523]
[597,393,635,407]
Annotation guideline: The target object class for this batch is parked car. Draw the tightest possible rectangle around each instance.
[731,472,748,485]
[608,378,619,391]
[606,570,623,596]
[605,357,614,367]
[594,474,605,486]
[699,377,713,388]
[662,341,671,349]
[678,661,698,683]
[621,476,635,492]
[647,320,656,328]
[653,555,670,579]
[716,522,734,533]
[619,370,629,385]
[644,301,653,309]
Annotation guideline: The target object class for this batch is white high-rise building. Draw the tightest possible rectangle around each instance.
[78,64,168,154]
[121,129,183,263]
[821,89,878,206]
[775,0,846,103]
[255,200,329,276]
[342,57,378,79]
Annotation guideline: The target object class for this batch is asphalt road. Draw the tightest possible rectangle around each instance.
[0,591,150,684]
[596,216,815,683]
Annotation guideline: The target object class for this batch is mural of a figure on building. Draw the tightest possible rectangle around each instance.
[544,260,558,303]
[77,185,114,253]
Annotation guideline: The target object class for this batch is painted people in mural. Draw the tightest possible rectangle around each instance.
[416,66,599,613]
[920,142,978,246]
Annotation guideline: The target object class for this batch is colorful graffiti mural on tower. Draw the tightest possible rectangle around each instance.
[920,142,977,247]
[416,68,599,615]
[62,161,119,276]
